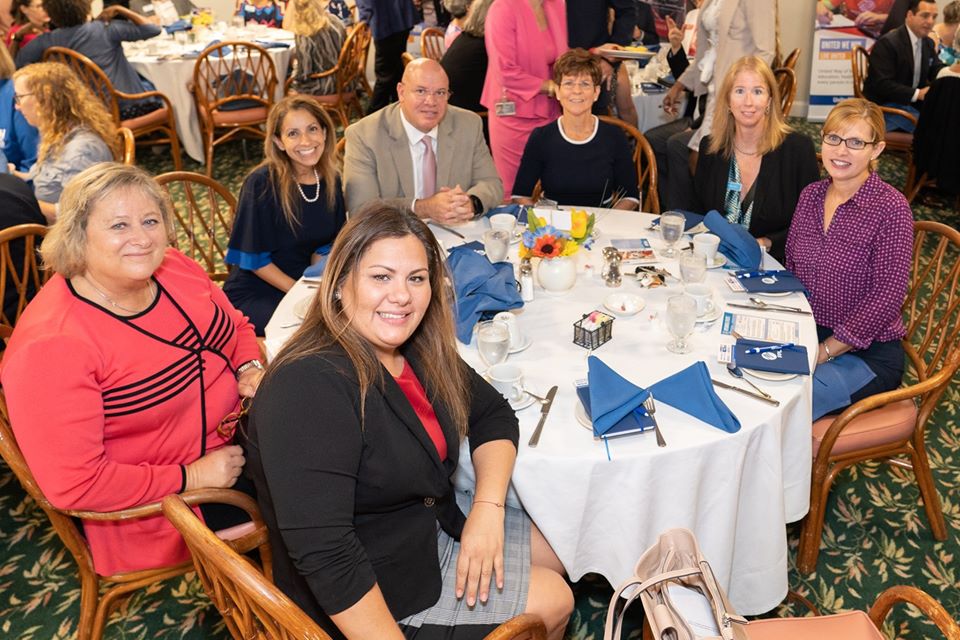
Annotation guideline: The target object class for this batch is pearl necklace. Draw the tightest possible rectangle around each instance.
[82,275,156,314]
[296,169,321,203]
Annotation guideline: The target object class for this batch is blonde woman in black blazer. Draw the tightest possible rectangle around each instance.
[245,203,572,640]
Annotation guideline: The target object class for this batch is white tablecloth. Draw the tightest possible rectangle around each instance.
[264,210,815,615]
[125,27,295,163]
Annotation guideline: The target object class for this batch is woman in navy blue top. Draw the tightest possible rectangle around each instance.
[224,96,346,334]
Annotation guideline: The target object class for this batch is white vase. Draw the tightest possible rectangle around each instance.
[536,256,577,293]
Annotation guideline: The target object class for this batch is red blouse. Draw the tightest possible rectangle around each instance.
[394,362,447,461]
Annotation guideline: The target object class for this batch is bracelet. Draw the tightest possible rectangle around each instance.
[236,359,264,379]
[822,342,835,361]
[474,499,505,508]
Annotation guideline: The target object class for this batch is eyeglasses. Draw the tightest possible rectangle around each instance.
[821,132,876,150]
[13,93,33,105]
[559,80,595,91]
[217,397,251,439]
[410,88,451,100]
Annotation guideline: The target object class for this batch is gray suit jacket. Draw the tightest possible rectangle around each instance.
[343,103,503,214]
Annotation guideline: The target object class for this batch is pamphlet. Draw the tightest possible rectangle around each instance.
[720,312,799,342]
[610,238,658,264]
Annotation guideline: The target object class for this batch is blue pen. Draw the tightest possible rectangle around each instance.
[744,342,796,354]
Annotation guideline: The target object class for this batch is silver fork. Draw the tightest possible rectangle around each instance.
[643,393,667,447]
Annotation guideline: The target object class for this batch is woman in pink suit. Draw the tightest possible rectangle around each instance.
[481,0,567,197]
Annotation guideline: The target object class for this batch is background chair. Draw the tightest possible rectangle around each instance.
[163,494,548,640]
[781,47,801,71]
[115,126,135,165]
[192,41,278,175]
[420,26,446,61]
[773,67,797,117]
[155,171,237,282]
[0,223,48,328]
[284,22,368,129]
[42,46,182,170]
[351,21,374,100]
[599,115,660,214]
[796,220,960,574]
[0,395,271,640]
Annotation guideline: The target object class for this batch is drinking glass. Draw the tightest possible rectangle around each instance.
[483,229,510,263]
[477,320,510,369]
[658,211,686,258]
[678,252,707,284]
[665,295,697,354]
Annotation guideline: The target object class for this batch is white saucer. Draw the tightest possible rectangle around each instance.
[575,402,593,430]
[742,368,798,381]
[508,335,532,354]
[705,254,728,269]
[293,296,313,320]
[754,291,793,298]
[510,394,538,411]
[695,304,723,323]
[604,293,645,316]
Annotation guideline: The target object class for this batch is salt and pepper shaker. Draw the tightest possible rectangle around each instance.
[601,246,622,288]
[519,258,535,302]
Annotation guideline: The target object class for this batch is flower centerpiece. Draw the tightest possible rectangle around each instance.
[519,209,595,293]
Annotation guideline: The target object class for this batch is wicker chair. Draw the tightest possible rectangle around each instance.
[115,126,135,165]
[796,221,960,574]
[420,26,446,61]
[0,223,49,328]
[42,46,182,170]
[598,115,660,213]
[774,67,797,117]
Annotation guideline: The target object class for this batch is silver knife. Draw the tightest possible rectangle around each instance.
[727,303,812,316]
[527,386,558,447]
[711,379,781,406]
[427,220,466,239]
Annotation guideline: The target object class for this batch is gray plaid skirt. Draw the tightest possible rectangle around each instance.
[398,491,531,639]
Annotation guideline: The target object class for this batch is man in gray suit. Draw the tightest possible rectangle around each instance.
[344,58,503,222]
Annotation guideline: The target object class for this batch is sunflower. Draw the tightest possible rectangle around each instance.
[533,234,565,258]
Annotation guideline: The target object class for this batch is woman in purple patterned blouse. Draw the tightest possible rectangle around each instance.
[785,98,913,419]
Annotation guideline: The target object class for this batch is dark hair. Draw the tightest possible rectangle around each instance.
[43,0,89,27]
[552,48,603,86]
[907,0,934,14]
[269,202,470,435]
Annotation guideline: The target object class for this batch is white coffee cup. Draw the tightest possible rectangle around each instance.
[488,363,524,403]
[493,311,522,350]
[684,283,715,317]
[489,213,517,234]
[693,233,720,264]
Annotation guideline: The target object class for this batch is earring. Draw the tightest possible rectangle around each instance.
[334,289,342,300]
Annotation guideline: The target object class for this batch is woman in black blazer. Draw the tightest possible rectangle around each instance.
[244,203,572,640]
[692,56,820,262]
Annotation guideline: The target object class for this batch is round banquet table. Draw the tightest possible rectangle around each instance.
[123,26,295,163]
[263,209,815,615]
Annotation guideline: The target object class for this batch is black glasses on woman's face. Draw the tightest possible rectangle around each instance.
[13,93,33,106]
[821,132,876,150]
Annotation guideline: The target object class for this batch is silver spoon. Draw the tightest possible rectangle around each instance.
[749,297,804,312]
[726,362,773,399]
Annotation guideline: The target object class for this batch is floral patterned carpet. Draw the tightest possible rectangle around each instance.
[0,120,958,639]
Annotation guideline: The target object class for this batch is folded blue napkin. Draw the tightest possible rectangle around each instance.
[703,210,762,270]
[302,244,333,278]
[485,203,529,224]
[812,354,877,419]
[733,270,806,293]
[648,361,741,433]
[446,244,523,343]
[733,339,810,375]
[205,40,231,56]
[254,39,291,49]
[164,19,192,34]
[650,210,704,231]
[584,356,654,437]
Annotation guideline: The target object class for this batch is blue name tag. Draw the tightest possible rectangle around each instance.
[726,181,742,193]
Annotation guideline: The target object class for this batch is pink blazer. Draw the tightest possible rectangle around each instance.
[481,0,568,121]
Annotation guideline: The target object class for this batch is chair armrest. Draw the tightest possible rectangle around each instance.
[113,89,174,111]
[63,487,258,522]
[878,105,919,128]
[483,613,548,640]
[868,585,960,638]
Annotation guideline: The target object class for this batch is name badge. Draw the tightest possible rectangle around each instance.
[495,99,516,117]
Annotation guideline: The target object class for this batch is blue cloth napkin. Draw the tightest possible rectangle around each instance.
[648,361,741,433]
[163,19,192,34]
[254,39,291,49]
[733,270,806,293]
[302,244,333,278]
[650,210,705,231]
[205,40,231,56]
[703,210,762,269]
[446,244,523,343]
[812,355,877,419]
[485,203,529,225]
[585,356,653,436]
[733,339,810,375]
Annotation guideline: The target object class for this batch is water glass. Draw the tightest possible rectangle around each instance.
[477,320,510,368]
[483,229,510,263]
[658,211,685,258]
[679,253,707,284]
[665,295,697,354]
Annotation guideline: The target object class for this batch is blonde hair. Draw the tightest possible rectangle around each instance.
[821,97,886,171]
[42,163,175,278]
[288,0,331,35]
[0,44,14,79]
[708,56,791,159]
[12,62,118,164]
[269,202,470,436]
[251,95,339,229]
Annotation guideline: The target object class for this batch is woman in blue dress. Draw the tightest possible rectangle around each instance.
[224,96,346,334]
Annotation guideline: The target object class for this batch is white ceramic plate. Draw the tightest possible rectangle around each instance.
[742,368,798,381]
[705,254,728,269]
[695,304,723,323]
[508,334,532,354]
[510,394,537,411]
[575,402,594,431]
[753,290,794,298]
[293,296,313,320]
[604,293,645,316]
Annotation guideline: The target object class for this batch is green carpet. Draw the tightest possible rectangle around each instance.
[0,121,958,639]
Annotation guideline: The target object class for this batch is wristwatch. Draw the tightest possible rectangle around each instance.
[236,359,264,379]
